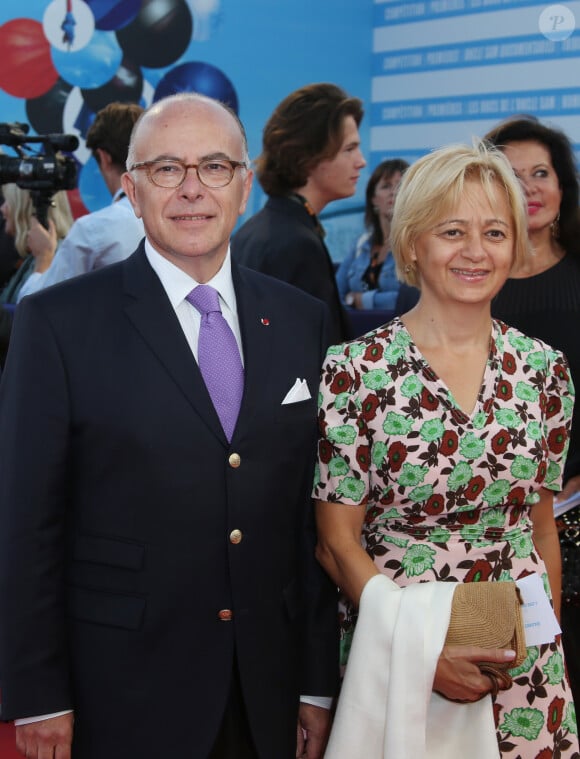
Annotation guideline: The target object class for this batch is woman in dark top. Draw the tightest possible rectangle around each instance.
[486,115,580,709]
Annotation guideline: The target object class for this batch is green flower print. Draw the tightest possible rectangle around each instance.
[384,343,406,362]
[542,650,565,685]
[383,412,414,436]
[447,461,473,490]
[401,543,436,577]
[383,534,409,548]
[459,432,485,460]
[495,408,523,428]
[512,532,534,559]
[472,411,487,430]
[562,394,574,419]
[398,462,428,488]
[328,456,350,477]
[545,460,562,487]
[419,418,445,442]
[362,368,391,391]
[526,421,542,441]
[313,463,320,489]
[336,476,366,503]
[326,425,357,446]
[326,345,345,356]
[408,484,433,503]
[348,343,365,359]
[480,508,506,528]
[400,375,423,398]
[394,329,412,348]
[509,647,539,677]
[525,491,540,505]
[482,479,510,506]
[460,524,485,542]
[429,527,451,543]
[508,333,535,353]
[526,350,547,372]
[372,441,388,468]
[333,392,352,410]
[499,707,544,740]
[515,381,539,403]
[510,455,537,480]
[563,702,578,735]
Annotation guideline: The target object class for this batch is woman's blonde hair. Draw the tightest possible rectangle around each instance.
[1,184,74,258]
[390,139,530,287]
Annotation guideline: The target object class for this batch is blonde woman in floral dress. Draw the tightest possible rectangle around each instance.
[314,142,579,758]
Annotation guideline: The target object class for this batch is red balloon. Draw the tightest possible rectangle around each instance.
[0,19,59,99]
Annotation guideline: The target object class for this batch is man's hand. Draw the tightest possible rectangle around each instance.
[15,713,73,759]
[296,702,331,759]
[434,645,516,702]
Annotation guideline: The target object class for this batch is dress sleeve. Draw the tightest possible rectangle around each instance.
[543,348,575,491]
[312,345,369,506]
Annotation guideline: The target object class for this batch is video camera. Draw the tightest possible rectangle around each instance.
[0,122,79,229]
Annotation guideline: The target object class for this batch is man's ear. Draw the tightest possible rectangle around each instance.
[95,148,113,170]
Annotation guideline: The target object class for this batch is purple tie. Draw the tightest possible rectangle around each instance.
[186,285,244,441]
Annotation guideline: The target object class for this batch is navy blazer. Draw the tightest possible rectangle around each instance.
[0,244,339,759]
[232,195,351,345]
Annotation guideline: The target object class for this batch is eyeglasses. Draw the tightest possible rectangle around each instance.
[130,158,247,189]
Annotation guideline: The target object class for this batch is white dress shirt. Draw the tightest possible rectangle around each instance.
[17,190,145,301]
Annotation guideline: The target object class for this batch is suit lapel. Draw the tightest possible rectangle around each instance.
[121,247,227,444]
[231,263,276,442]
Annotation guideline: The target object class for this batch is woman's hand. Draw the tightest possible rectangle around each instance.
[433,645,516,702]
[27,217,57,273]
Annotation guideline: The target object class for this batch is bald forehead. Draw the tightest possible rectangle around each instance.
[134,97,243,150]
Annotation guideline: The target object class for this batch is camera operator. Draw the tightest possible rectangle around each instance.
[0,183,73,365]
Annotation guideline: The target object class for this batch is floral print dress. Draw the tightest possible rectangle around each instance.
[313,317,579,758]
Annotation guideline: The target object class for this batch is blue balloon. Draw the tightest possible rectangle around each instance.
[0,1,46,25]
[52,30,123,89]
[85,0,141,31]
[154,63,239,114]
[78,155,111,212]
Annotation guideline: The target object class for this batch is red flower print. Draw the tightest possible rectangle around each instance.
[420,387,439,411]
[361,394,380,421]
[554,362,570,382]
[546,396,562,419]
[502,352,516,374]
[547,696,565,733]
[507,487,525,507]
[497,379,513,402]
[548,426,567,455]
[356,445,371,473]
[535,750,553,759]
[379,489,395,506]
[493,702,501,728]
[364,343,384,363]
[425,494,445,515]
[330,370,350,395]
[439,430,459,456]
[457,509,479,525]
[319,439,333,464]
[465,475,485,501]
[508,505,523,526]
[491,429,511,455]
[539,392,547,413]
[464,559,493,583]
[365,505,384,524]
[535,460,547,483]
[387,441,407,472]
[408,514,426,525]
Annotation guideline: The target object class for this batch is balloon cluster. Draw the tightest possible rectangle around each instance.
[0,0,238,211]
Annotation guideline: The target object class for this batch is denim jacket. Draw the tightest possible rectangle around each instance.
[335,232,400,310]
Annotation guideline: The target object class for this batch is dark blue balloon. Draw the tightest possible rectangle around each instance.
[85,0,141,31]
[154,62,239,114]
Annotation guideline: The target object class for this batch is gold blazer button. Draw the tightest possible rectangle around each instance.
[218,609,233,621]
[229,529,243,544]
[228,453,241,468]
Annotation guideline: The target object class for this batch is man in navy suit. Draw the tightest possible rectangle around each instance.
[0,94,338,759]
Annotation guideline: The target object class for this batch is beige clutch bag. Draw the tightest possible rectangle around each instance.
[445,580,527,694]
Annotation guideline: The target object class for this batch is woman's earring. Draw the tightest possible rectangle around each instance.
[551,212,560,239]
[404,264,412,274]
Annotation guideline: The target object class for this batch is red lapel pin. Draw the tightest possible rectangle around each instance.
[260,318,270,326]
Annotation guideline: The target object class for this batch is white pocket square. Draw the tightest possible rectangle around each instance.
[282,378,312,405]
